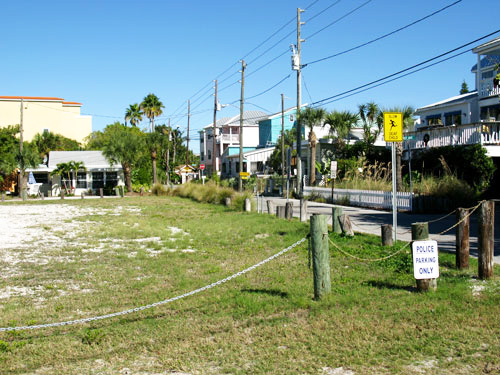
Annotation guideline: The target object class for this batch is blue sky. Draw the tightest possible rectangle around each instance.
[2,0,498,153]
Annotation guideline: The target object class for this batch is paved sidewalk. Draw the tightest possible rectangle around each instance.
[261,197,500,265]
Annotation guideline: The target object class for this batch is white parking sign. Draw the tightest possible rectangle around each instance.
[412,240,439,279]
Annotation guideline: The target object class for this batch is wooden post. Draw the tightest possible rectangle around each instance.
[140,187,144,197]
[40,192,44,200]
[285,202,293,220]
[411,222,436,292]
[1,192,5,202]
[300,199,307,222]
[381,224,393,246]
[310,214,331,300]
[120,186,124,197]
[81,192,85,199]
[225,197,231,207]
[455,208,470,270]
[276,206,285,219]
[61,190,65,200]
[244,198,251,212]
[332,206,343,234]
[339,214,354,236]
[478,200,494,280]
[267,200,274,215]
[99,188,103,198]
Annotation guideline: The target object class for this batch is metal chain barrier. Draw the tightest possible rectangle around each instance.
[328,237,411,262]
[0,237,307,333]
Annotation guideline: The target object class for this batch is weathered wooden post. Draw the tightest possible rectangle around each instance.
[310,214,331,300]
[478,200,495,280]
[140,187,144,197]
[381,224,393,246]
[60,190,65,200]
[455,208,470,270]
[1,192,5,202]
[276,206,285,219]
[332,206,343,234]
[244,198,251,212]
[81,192,85,199]
[224,197,231,207]
[267,200,274,215]
[339,214,354,236]
[300,199,307,222]
[40,192,44,200]
[120,186,124,197]
[285,202,293,220]
[411,222,436,292]
[99,188,104,198]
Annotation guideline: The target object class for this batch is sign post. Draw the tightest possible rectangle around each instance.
[383,112,403,242]
[200,164,205,185]
[330,160,337,204]
[412,240,439,280]
[239,171,250,180]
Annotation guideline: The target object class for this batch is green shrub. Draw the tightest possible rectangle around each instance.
[151,183,168,196]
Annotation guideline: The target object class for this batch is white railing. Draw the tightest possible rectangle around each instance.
[303,186,412,211]
[479,79,500,98]
[404,122,500,150]
[219,134,239,144]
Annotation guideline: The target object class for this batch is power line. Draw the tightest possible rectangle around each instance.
[311,29,500,107]
[304,0,462,66]
[301,71,314,104]
[246,74,292,100]
[305,0,373,40]
[305,0,342,23]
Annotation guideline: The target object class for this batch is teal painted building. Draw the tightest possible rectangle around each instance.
[258,108,300,147]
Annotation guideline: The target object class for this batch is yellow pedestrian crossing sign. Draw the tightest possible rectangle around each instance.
[383,112,403,142]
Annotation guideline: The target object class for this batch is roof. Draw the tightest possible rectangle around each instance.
[472,36,500,55]
[471,55,500,72]
[415,91,477,113]
[202,111,267,129]
[62,101,82,106]
[0,96,65,101]
[47,151,121,169]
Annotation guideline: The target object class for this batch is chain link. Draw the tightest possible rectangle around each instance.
[0,237,307,333]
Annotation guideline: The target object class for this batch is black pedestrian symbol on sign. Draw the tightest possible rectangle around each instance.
[390,119,397,129]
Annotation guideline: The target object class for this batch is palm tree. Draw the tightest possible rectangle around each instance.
[50,162,73,194]
[156,125,171,184]
[70,161,87,190]
[145,130,165,185]
[324,110,359,142]
[140,94,164,132]
[298,107,327,186]
[358,102,382,146]
[125,103,143,127]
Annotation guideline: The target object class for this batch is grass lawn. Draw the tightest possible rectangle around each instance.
[0,196,499,375]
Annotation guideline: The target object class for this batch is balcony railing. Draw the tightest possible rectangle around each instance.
[479,78,500,98]
[219,134,239,143]
[404,122,500,149]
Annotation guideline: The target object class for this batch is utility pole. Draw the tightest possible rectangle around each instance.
[166,118,171,185]
[186,100,190,165]
[281,93,285,192]
[19,98,25,200]
[212,80,218,176]
[295,8,305,197]
[238,60,246,192]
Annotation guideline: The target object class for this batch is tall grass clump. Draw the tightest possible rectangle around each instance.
[171,182,252,211]
[335,160,392,191]
[151,183,169,196]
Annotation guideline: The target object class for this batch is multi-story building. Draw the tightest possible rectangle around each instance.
[0,96,92,144]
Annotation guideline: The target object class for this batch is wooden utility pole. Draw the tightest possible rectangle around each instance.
[19,98,25,200]
[186,100,190,165]
[281,93,285,192]
[295,8,305,197]
[455,208,470,269]
[478,200,494,279]
[310,214,331,300]
[213,80,218,176]
[166,118,171,185]
[238,60,246,192]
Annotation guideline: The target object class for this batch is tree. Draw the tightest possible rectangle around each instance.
[268,128,296,175]
[50,160,85,194]
[460,80,469,95]
[140,94,164,132]
[32,132,80,165]
[125,103,143,127]
[156,125,172,184]
[298,107,327,185]
[100,122,145,192]
[145,129,166,185]
[324,110,359,142]
[358,102,383,146]
[0,126,20,185]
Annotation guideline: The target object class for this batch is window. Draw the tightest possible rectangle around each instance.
[92,172,104,189]
[200,151,204,161]
[482,70,495,79]
[208,150,212,160]
[444,111,462,126]
[32,173,49,184]
[77,172,87,189]
[106,172,118,187]
[426,115,442,126]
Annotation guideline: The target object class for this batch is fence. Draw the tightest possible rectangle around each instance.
[304,186,413,211]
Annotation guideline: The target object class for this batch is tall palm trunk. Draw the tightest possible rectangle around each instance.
[152,149,158,185]
[309,131,317,186]
[165,148,170,185]
[172,140,177,169]
[123,163,132,193]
